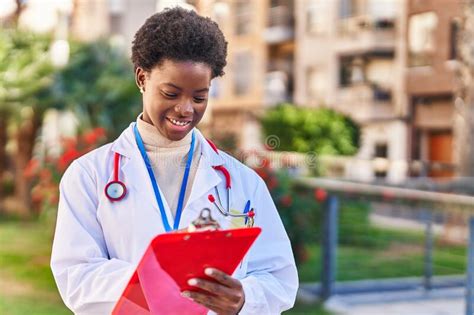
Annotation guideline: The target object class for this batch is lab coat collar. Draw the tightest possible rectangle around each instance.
[109,123,226,231]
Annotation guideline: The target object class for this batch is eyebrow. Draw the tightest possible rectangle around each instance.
[163,83,209,93]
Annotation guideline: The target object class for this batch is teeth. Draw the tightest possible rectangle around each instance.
[169,118,190,126]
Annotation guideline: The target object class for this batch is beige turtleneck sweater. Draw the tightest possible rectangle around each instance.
[136,116,201,218]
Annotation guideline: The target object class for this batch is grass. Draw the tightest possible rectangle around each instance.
[298,227,466,283]
[0,218,467,315]
[0,295,71,315]
[0,220,72,315]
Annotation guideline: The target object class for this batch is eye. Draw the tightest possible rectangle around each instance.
[161,91,177,98]
[194,97,207,103]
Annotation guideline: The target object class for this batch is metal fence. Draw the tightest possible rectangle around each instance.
[294,177,474,315]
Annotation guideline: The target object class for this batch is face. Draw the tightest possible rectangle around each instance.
[136,59,212,141]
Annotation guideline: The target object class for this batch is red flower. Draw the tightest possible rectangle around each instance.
[314,188,328,202]
[280,195,292,207]
[31,186,43,204]
[261,158,271,169]
[83,127,106,145]
[58,148,81,171]
[61,137,77,151]
[82,131,97,145]
[93,127,106,138]
[24,158,40,178]
[38,169,52,183]
[268,177,279,190]
[255,168,270,181]
[49,191,59,205]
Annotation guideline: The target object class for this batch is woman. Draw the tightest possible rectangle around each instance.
[51,7,298,315]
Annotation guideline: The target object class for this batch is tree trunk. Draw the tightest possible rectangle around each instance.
[0,111,8,203]
[14,110,42,216]
[455,1,474,177]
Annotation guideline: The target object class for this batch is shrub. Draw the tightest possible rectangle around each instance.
[24,127,107,224]
[261,104,360,156]
[252,155,379,264]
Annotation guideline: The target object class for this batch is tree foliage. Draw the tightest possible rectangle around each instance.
[0,29,140,214]
[261,104,360,155]
[0,29,57,117]
[53,40,141,138]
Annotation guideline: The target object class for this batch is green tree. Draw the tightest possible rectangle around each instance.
[0,29,57,214]
[261,103,360,155]
[53,40,141,138]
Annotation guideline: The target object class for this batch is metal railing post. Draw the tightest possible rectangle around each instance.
[321,195,339,300]
[466,216,474,315]
[423,211,433,291]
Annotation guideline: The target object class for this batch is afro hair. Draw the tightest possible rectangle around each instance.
[131,7,228,78]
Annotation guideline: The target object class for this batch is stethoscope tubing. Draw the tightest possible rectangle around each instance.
[213,186,248,218]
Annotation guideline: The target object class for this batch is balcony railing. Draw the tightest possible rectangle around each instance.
[339,15,395,35]
[264,5,294,43]
[264,71,290,106]
[336,83,394,121]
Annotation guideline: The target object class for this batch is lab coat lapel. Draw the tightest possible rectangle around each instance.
[178,130,225,229]
[110,123,174,232]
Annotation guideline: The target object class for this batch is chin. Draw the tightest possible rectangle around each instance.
[165,127,193,141]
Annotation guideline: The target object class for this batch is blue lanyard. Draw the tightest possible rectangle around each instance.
[133,124,195,232]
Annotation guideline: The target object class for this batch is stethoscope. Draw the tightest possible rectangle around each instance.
[205,139,255,223]
[104,125,255,230]
[104,152,127,202]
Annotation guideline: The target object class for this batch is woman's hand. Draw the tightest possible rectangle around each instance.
[182,268,245,315]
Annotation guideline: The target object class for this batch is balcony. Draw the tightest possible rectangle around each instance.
[264,71,291,106]
[264,5,294,44]
[335,83,394,122]
[337,15,396,52]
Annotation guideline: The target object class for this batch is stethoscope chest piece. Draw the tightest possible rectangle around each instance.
[105,180,127,201]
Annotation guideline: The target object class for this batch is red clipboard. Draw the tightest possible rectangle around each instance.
[112,227,261,315]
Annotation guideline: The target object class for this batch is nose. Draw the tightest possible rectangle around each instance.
[175,99,193,117]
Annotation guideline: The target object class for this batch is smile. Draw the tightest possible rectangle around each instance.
[167,118,191,127]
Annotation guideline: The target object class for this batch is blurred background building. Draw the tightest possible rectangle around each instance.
[2,0,465,183]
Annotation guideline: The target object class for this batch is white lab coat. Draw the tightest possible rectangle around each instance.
[51,123,298,315]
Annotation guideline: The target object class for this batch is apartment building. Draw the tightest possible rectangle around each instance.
[406,0,462,178]
[294,0,408,182]
[193,0,295,150]
[70,0,290,150]
[72,0,159,47]
[14,0,464,181]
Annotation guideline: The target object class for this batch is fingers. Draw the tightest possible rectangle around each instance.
[182,291,225,314]
[182,290,242,315]
[204,268,242,289]
[187,278,239,302]
[182,268,245,314]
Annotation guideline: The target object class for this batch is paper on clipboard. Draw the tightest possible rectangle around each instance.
[112,227,261,315]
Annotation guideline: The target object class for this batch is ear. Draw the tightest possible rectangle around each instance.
[135,67,147,93]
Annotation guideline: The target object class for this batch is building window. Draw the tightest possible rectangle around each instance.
[235,0,252,36]
[307,1,330,35]
[339,0,355,19]
[307,67,326,101]
[375,143,388,158]
[234,51,253,95]
[449,18,460,60]
[339,56,365,87]
[268,0,293,28]
[340,57,353,87]
[374,142,388,178]
[408,12,438,67]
